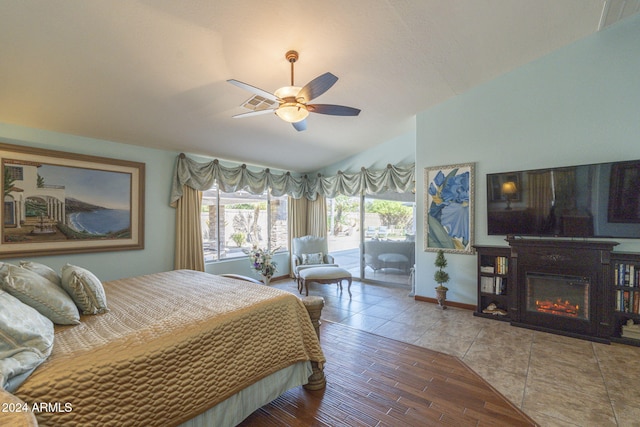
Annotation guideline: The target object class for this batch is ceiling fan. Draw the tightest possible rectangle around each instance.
[227,50,361,131]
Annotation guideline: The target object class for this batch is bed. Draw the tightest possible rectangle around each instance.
[1,269,325,427]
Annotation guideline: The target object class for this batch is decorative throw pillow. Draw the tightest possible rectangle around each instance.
[302,252,324,265]
[0,264,80,325]
[19,260,62,286]
[61,264,109,315]
[0,289,55,392]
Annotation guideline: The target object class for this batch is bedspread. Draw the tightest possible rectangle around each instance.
[14,270,325,427]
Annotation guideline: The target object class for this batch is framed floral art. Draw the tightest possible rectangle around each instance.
[424,162,475,254]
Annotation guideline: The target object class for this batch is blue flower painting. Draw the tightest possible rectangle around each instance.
[425,163,475,253]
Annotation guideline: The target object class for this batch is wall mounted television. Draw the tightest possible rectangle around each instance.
[486,159,640,238]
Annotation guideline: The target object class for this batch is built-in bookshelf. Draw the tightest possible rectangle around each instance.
[611,252,640,346]
[473,246,511,321]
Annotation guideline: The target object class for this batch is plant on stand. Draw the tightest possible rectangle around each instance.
[434,249,450,309]
[244,246,278,285]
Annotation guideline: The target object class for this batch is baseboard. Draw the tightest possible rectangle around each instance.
[414,295,475,311]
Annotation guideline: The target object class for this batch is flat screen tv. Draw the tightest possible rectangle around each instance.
[486,160,640,238]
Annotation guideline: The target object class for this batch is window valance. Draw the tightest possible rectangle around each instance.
[170,154,415,204]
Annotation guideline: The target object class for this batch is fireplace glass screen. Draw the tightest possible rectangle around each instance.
[526,273,590,320]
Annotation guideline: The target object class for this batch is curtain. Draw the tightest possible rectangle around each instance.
[307,196,327,238]
[170,154,415,204]
[287,195,327,277]
[288,197,308,241]
[171,154,413,270]
[174,185,205,271]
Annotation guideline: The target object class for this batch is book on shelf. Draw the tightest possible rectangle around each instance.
[494,276,507,295]
[494,256,508,275]
[480,266,494,273]
[616,289,640,314]
[480,276,494,293]
[616,262,640,287]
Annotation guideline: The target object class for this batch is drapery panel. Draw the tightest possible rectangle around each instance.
[174,185,205,271]
[170,154,415,205]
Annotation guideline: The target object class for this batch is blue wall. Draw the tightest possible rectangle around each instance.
[317,127,416,175]
[0,123,177,281]
[415,15,640,304]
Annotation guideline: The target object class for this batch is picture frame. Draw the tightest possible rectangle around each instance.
[424,162,475,254]
[1,142,145,257]
[608,160,640,223]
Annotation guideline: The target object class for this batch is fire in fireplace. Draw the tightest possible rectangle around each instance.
[526,273,590,321]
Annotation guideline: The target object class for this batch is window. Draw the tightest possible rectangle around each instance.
[201,186,288,262]
[5,166,23,181]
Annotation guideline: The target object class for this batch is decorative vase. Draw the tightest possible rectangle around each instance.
[435,287,448,310]
[262,275,272,286]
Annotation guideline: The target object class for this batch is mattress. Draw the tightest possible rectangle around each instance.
[13,270,325,426]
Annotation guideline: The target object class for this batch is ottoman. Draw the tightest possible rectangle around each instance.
[298,266,352,297]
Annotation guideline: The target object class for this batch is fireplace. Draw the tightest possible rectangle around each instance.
[526,273,589,320]
[507,238,618,342]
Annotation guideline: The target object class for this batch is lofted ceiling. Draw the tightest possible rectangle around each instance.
[0,0,638,172]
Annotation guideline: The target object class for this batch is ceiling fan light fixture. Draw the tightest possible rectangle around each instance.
[274,85,308,122]
[275,103,309,123]
[274,85,301,99]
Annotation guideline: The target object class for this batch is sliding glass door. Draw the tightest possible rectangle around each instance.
[363,192,415,285]
[326,196,360,279]
[327,191,415,286]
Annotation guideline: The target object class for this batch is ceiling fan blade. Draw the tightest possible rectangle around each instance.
[307,104,361,116]
[227,79,278,102]
[297,72,338,102]
[292,119,307,131]
[232,109,276,119]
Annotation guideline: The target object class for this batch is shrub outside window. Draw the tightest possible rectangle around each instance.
[201,186,287,262]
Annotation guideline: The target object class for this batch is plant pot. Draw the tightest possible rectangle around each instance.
[435,287,448,310]
[262,275,272,286]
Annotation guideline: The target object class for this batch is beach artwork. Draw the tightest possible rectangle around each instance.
[1,143,144,257]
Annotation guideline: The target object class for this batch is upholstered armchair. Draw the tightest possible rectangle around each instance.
[291,235,339,280]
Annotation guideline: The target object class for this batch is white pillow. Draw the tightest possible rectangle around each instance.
[61,264,109,315]
[19,260,62,286]
[0,264,80,325]
[302,252,324,265]
[0,289,54,392]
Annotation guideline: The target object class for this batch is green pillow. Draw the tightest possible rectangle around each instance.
[0,264,80,325]
[0,289,54,392]
[19,260,62,286]
[61,264,109,315]
[302,252,324,265]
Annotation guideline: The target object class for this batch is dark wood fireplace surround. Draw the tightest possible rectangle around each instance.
[506,237,618,343]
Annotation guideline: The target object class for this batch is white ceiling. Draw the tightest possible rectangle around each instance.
[0,1,638,172]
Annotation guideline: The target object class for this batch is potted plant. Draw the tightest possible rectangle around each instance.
[434,249,450,309]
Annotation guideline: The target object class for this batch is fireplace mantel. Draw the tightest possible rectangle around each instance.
[506,238,619,342]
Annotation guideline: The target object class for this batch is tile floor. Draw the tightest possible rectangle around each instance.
[272,278,640,427]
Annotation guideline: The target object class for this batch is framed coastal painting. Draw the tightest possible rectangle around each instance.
[424,162,475,254]
[1,142,144,257]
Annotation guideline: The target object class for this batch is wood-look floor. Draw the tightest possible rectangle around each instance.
[239,321,538,426]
